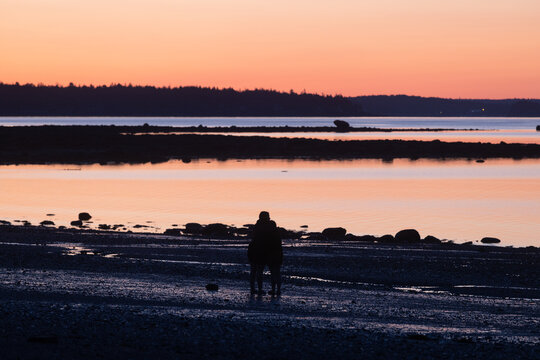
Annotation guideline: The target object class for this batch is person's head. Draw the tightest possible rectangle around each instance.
[258,211,270,221]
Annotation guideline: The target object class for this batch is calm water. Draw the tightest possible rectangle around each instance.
[1,159,539,247]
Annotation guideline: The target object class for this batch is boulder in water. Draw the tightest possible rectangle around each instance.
[481,237,501,244]
[40,220,55,226]
[70,220,83,226]
[78,212,92,221]
[333,119,351,132]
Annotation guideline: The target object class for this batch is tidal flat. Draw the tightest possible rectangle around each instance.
[2,125,540,164]
[0,225,538,359]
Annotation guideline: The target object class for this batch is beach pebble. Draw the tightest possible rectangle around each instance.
[205,284,219,291]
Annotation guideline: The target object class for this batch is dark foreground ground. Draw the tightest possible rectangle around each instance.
[2,125,540,164]
[0,225,539,359]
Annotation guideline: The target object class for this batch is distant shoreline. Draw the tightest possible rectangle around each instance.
[1,125,540,164]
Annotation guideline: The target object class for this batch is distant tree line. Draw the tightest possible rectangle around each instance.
[353,95,540,117]
[0,83,365,116]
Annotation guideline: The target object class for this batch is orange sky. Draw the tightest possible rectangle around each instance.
[1,0,539,98]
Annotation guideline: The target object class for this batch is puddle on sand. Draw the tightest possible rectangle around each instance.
[287,275,382,288]
[394,286,451,295]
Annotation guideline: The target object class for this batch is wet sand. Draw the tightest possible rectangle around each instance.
[0,225,538,359]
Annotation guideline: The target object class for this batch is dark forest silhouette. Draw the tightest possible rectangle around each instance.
[2,83,538,117]
[0,83,365,116]
[353,95,540,117]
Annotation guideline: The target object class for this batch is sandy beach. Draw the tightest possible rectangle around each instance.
[0,225,538,359]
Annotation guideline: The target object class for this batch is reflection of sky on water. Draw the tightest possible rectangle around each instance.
[0,159,539,247]
[142,129,540,144]
[1,159,540,180]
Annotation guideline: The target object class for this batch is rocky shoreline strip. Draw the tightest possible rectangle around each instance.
[0,215,521,248]
[0,224,539,359]
[1,125,539,164]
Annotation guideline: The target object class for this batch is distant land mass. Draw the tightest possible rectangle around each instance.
[0,83,364,117]
[353,95,540,117]
[1,83,539,117]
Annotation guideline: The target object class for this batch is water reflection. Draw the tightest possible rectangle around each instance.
[138,129,540,144]
[0,159,539,247]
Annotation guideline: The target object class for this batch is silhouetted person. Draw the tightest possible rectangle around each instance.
[248,211,283,295]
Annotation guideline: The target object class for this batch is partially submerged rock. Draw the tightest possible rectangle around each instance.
[70,220,83,227]
[40,220,55,226]
[333,119,351,132]
[481,237,501,244]
[78,212,92,221]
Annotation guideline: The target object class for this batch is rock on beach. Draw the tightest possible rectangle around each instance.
[395,229,421,243]
[322,227,347,239]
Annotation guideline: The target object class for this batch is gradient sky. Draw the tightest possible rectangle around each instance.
[1,0,539,98]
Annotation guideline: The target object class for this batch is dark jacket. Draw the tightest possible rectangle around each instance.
[248,219,283,265]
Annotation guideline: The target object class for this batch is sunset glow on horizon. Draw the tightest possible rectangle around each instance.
[1,0,539,98]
